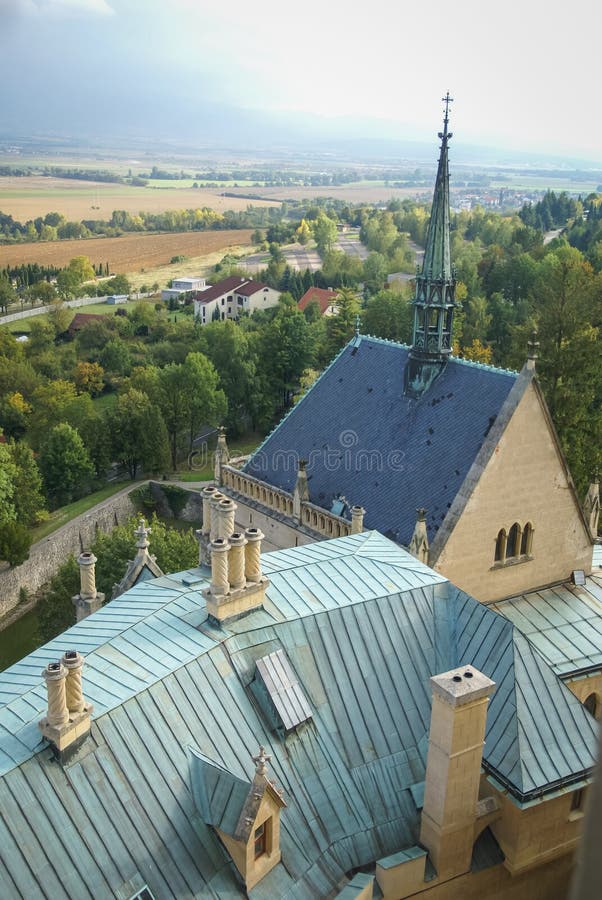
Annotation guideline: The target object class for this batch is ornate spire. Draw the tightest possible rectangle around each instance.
[406,94,457,398]
[253,746,271,776]
[134,517,151,549]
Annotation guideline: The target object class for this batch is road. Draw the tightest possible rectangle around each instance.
[241,228,368,274]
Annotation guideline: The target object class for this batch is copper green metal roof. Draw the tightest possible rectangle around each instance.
[492,574,602,678]
[0,532,596,899]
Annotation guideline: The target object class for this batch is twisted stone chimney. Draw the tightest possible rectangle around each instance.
[72,551,105,622]
[39,650,93,763]
[204,527,268,624]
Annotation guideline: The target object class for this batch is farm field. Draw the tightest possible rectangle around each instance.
[0,228,255,274]
[0,176,280,221]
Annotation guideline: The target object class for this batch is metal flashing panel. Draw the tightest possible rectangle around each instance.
[254,649,312,733]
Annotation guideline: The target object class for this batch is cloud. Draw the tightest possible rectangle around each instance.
[0,0,115,17]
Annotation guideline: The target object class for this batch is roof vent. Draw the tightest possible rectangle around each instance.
[250,648,312,736]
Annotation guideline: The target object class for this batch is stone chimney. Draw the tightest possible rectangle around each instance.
[214,426,230,485]
[72,551,105,622]
[292,460,310,522]
[39,651,93,763]
[204,527,268,624]
[217,498,236,541]
[351,506,365,534]
[201,485,218,537]
[408,508,430,564]
[209,491,225,541]
[584,474,600,539]
[420,664,495,880]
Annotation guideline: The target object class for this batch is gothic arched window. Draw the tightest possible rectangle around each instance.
[494,529,506,564]
[506,523,521,559]
[521,522,534,556]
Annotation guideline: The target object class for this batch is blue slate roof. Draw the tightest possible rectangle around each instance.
[245,336,517,545]
[0,532,596,899]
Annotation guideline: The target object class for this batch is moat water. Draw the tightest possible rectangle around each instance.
[0,605,41,671]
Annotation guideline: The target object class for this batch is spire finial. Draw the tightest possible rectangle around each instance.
[439,92,454,142]
[253,745,271,776]
[355,313,361,338]
[527,328,539,365]
[134,517,151,549]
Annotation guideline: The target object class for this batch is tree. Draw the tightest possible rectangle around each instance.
[0,521,32,567]
[67,255,95,283]
[363,252,388,294]
[157,354,226,468]
[512,244,602,491]
[46,300,72,335]
[197,321,258,434]
[259,306,314,410]
[110,389,170,479]
[0,278,16,314]
[38,423,95,507]
[105,274,131,295]
[295,219,312,245]
[0,436,16,526]
[74,361,105,396]
[26,280,56,305]
[362,289,412,343]
[312,213,338,256]
[325,288,360,358]
[8,439,46,526]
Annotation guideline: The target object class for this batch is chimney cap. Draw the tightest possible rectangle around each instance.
[430,664,495,707]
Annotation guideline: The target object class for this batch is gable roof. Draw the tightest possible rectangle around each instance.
[298,286,338,314]
[244,336,517,546]
[236,279,269,297]
[0,532,595,897]
[67,312,105,333]
[195,276,250,304]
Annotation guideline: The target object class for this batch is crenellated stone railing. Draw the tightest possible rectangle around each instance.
[221,465,352,539]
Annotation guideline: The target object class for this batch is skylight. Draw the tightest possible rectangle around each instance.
[251,649,312,735]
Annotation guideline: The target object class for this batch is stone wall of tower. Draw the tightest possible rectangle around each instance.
[434,379,592,602]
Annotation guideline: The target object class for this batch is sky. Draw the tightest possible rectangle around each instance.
[0,0,600,162]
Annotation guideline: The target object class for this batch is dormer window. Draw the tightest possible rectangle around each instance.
[190,746,286,891]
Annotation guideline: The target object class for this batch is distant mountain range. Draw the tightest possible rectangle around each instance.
[1,100,602,172]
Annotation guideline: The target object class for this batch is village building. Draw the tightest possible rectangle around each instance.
[193,276,280,324]
[298,285,339,317]
[161,275,207,303]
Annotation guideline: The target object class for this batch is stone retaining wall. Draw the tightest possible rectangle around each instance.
[0,489,137,621]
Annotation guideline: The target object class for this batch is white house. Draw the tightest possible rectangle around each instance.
[193,276,280,325]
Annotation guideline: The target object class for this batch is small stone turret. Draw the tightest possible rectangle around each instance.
[351,506,365,534]
[214,426,230,485]
[39,650,93,763]
[72,551,105,622]
[292,460,310,522]
[408,508,430,564]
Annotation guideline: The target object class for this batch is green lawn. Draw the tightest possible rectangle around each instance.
[31,481,136,543]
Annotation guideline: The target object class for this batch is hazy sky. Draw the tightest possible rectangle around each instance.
[0,0,600,160]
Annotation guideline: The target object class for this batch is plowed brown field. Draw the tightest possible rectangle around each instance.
[0,229,255,273]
